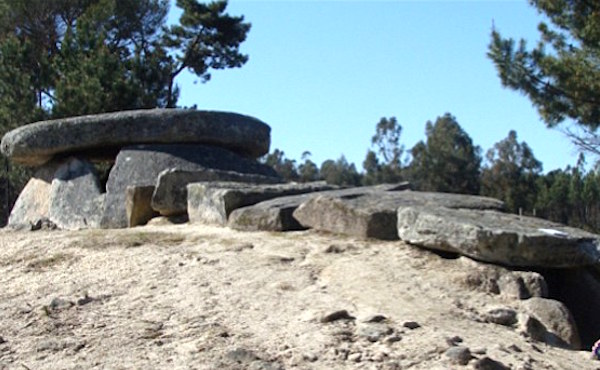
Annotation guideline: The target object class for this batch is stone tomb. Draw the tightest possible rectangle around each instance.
[2,109,280,229]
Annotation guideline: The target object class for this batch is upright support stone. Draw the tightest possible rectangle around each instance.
[126,186,158,227]
[7,162,62,228]
[101,144,280,229]
[47,158,104,229]
[8,157,104,230]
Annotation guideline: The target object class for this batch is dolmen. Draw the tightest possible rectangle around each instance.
[3,108,600,350]
[1,109,282,229]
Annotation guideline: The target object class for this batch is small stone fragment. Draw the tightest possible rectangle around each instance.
[357,323,393,342]
[0,336,5,344]
[472,356,510,370]
[472,347,487,355]
[361,314,387,323]
[444,346,472,365]
[403,321,421,330]
[386,334,402,343]
[302,353,318,362]
[446,336,464,346]
[49,297,74,310]
[230,243,254,252]
[31,217,58,231]
[76,294,94,306]
[348,353,362,362]
[226,348,259,363]
[321,310,355,323]
[507,344,522,352]
[484,308,518,326]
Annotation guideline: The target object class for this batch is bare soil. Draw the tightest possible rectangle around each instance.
[0,224,597,369]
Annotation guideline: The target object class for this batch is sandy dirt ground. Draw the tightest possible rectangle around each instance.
[0,224,597,370]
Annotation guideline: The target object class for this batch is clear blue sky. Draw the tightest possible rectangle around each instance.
[171,0,583,173]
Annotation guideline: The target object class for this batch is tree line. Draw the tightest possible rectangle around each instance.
[264,114,600,233]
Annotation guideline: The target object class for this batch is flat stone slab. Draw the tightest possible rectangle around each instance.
[101,144,280,229]
[227,194,310,232]
[396,206,600,268]
[293,190,505,240]
[1,109,271,166]
[187,181,337,225]
[227,183,411,232]
[152,169,282,216]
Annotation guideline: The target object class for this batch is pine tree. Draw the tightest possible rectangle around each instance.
[362,117,404,185]
[488,0,600,154]
[481,130,542,214]
[407,113,481,194]
[320,156,362,186]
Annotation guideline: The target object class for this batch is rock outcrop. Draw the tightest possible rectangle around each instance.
[1,109,271,166]
[396,206,600,267]
[101,144,279,228]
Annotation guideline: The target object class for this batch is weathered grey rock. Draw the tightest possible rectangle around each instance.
[498,271,548,299]
[520,297,581,349]
[484,307,518,326]
[293,190,504,241]
[7,163,60,228]
[472,357,510,370]
[152,170,282,216]
[126,186,158,227]
[540,267,600,348]
[1,109,271,166]
[458,257,548,298]
[227,184,409,232]
[228,195,308,232]
[356,323,393,342]
[8,157,103,230]
[47,158,104,229]
[397,206,600,267]
[100,144,279,228]
[187,181,337,225]
[444,346,472,365]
